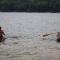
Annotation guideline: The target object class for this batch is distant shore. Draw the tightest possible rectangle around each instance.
[0,11,60,13]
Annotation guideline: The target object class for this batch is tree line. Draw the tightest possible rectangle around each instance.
[0,0,60,12]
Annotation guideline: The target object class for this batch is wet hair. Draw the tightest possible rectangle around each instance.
[56,38,60,42]
[0,26,1,29]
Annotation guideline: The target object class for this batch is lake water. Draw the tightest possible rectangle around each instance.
[0,13,60,60]
[0,13,60,36]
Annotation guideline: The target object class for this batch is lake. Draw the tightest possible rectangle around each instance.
[0,13,60,36]
[0,13,60,60]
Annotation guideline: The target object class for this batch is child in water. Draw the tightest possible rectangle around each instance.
[0,26,5,42]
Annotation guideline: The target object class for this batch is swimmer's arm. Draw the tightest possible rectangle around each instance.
[3,32,5,35]
[2,30,5,35]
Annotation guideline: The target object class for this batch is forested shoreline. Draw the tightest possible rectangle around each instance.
[0,0,60,12]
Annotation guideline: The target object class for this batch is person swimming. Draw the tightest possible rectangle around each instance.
[42,32,60,42]
[0,26,5,42]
